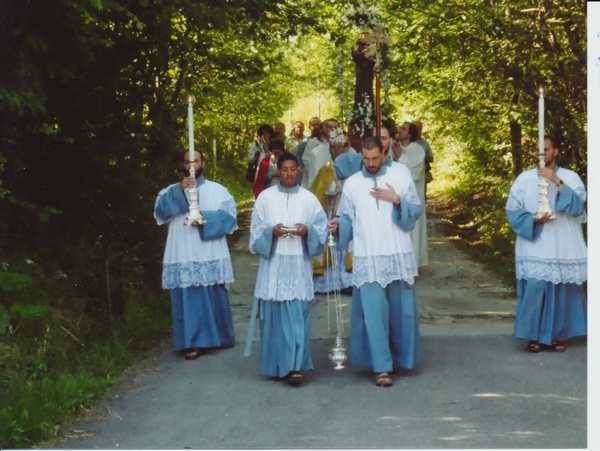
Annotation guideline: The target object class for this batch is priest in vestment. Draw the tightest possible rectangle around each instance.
[245,153,328,385]
[311,127,354,294]
[505,136,586,352]
[330,136,423,387]
[395,122,428,267]
[302,119,335,188]
[154,151,237,360]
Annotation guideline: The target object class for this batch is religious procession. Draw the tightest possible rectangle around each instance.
[153,15,586,390]
[2,0,590,448]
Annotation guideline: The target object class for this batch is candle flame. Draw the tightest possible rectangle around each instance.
[188,95,193,103]
[539,86,544,95]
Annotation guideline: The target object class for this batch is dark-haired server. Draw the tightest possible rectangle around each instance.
[245,153,327,386]
[505,137,587,353]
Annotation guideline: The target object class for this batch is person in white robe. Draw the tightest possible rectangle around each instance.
[329,136,423,387]
[244,153,327,386]
[154,151,237,360]
[395,121,428,267]
[296,117,321,186]
[302,119,335,188]
[505,136,586,352]
[286,121,305,155]
[311,128,354,294]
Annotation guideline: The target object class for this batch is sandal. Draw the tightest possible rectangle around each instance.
[526,341,546,353]
[551,342,567,352]
[286,371,304,386]
[375,372,393,387]
[184,348,202,360]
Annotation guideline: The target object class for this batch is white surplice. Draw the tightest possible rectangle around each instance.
[397,142,428,267]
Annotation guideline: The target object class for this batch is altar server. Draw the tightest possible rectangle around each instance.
[154,151,237,359]
[330,136,423,387]
[505,136,586,352]
[245,153,327,385]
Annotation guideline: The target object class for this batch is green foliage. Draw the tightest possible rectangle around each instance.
[0,0,586,446]
[0,270,33,293]
[0,259,170,447]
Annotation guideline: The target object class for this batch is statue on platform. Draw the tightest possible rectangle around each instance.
[351,34,375,137]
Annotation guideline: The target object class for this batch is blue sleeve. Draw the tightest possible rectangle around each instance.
[334,153,362,181]
[250,225,274,259]
[305,210,328,257]
[392,196,423,231]
[334,162,345,180]
[336,214,353,249]
[555,185,586,217]
[198,210,237,240]
[154,185,188,224]
[506,208,543,241]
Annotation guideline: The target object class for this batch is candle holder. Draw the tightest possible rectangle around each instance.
[535,86,555,221]
[535,153,555,221]
[184,94,206,227]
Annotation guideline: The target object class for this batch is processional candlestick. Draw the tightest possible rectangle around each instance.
[535,86,555,220]
[184,95,206,227]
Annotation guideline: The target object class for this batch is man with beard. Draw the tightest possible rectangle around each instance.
[505,136,587,353]
[245,153,327,386]
[329,136,423,387]
[154,151,237,360]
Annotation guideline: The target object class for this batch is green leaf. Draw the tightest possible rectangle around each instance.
[10,303,50,320]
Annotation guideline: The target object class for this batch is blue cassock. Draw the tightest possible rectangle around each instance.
[336,163,424,373]
[154,177,237,351]
[244,185,327,377]
[506,174,587,346]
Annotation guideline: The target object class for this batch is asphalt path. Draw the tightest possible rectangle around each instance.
[51,214,587,449]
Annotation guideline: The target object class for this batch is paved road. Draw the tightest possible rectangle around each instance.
[55,336,586,449]
[51,215,587,449]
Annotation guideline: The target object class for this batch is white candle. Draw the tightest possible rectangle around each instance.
[538,86,544,155]
[187,96,194,161]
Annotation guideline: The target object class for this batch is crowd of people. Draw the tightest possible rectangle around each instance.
[153,116,587,389]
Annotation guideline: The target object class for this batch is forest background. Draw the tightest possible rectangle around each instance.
[0,0,586,447]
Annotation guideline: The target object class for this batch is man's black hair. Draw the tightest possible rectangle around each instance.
[407,123,419,142]
[269,138,285,152]
[257,124,274,137]
[276,152,299,169]
[361,136,383,152]
[544,135,559,148]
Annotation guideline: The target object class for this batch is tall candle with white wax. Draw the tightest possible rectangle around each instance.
[187,96,194,162]
[538,87,544,157]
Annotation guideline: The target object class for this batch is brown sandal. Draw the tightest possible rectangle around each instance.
[551,342,567,352]
[375,372,393,387]
[184,348,201,360]
[527,341,546,353]
[287,371,304,386]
